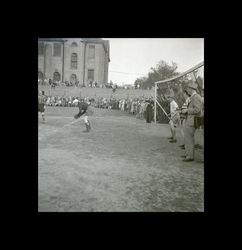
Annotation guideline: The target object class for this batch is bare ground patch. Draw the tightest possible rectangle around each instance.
[38,107,204,212]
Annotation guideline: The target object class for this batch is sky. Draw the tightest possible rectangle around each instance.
[104,38,204,86]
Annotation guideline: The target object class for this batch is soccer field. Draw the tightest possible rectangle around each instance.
[38,106,204,212]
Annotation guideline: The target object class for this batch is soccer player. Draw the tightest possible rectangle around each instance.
[73,98,93,132]
[38,91,47,122]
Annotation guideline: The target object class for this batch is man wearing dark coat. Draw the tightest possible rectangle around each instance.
[146,100,153,123]
[181,81,203,162]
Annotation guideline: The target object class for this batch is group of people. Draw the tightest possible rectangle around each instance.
[38,78,137,90]
[44,96,82,107]
[41,94,154,122]
[38,78,78,87]
[91,96,155,123]
[39,80,204,160]
[166,80,204,162]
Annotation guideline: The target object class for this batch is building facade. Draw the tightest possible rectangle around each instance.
[38,38,110,87]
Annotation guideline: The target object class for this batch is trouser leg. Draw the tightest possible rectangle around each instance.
[87,120,91,130]
[41,112,45,121]
[84,115,90,131]
[169,120,176,140]
[180,120,185,144]
[184,126,196,159]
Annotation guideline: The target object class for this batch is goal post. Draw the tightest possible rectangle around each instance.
[154,61,204,124]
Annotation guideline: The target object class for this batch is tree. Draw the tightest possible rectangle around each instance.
[134,60,179,90]
[134,76,147,89]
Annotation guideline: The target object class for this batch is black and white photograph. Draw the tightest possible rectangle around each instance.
[38,38,204,212]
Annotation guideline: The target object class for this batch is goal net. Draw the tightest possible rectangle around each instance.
[154,61,204,124]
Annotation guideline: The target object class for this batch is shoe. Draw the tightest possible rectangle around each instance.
[180,155,187,158]
[167,137,173,140]
[183,158,194,162]
[169,139,177,143]
[179,145,185,148]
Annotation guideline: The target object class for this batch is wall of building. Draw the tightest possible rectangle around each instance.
[85,43,107,86]
[63,40,84,84]
[38,56,44,73]
[104,48,109,84]
[42,42,63,80]
[38,39,109,86]
[97,44,105,85]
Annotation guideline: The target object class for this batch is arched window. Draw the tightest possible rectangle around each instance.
[53,72,61,82]
[71,42,78,47]
[70,74,77,84]
[71,53,78,69]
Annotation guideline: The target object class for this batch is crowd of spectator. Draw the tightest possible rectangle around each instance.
[45,96,80,107]
[38,78,136,90]
[93,96,153,119]
[44,94,156,121]
[38,78,78,88]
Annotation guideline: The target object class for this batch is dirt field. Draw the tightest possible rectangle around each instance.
[38,107,204,212]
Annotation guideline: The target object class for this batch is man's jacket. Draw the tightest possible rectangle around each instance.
[186,93,203,127]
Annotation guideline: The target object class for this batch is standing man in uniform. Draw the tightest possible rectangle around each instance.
[167,96,180,143]
[179,89,190,149]
[38,91,47,122]
[181,81,203,162]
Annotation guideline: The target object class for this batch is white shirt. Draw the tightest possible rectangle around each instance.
[73,99,79,104]
[170,100,178,115]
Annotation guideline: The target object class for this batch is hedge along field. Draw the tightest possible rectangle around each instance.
[38,107,204,212]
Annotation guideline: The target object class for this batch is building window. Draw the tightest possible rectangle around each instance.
[71,42,78,47]
[71,53,78,69]
[53,72,61,81]
[53,43,61,56]
[38,43,44,55]
[70,74,77,84]
[88,45,95,58]
[88,69,94,81]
